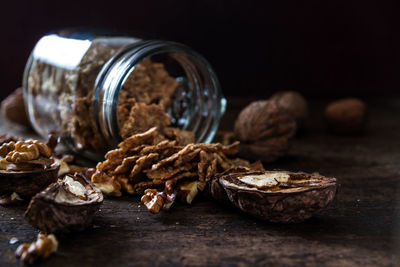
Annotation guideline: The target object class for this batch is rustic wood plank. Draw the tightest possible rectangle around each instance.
[0,97,399,266]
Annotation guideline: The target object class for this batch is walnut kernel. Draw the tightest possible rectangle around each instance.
[177,181,205,204]
[15,233,58,264]
[141,189,170,214]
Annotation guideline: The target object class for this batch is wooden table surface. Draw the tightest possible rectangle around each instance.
[0,97,399,266]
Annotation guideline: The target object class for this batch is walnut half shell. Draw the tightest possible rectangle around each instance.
[218,170,338,223]
[25,173,103,233]
[0,164,59,200]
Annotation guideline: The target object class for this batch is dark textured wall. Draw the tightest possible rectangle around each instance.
[1,0,399,100]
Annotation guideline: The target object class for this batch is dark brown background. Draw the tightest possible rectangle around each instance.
[1,0,399,100]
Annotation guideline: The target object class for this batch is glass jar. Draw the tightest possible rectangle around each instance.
[23,32,226,159]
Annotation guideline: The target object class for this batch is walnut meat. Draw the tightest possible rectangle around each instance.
[177,181,206,204]
[15,232,58,264]
[270,91,308,129]
[141,189,170,214]
[90,127,255,214]
[93,127,242,197]
[324,98,367,135]
[5,140,52,163]
[234,100,296,162]
[91,169,122,196]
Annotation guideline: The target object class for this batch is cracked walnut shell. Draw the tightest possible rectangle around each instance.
[25,173,103,233]
[219,170,338,223]
[234,100,296,162]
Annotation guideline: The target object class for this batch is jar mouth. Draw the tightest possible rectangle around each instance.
[95,40,226,149]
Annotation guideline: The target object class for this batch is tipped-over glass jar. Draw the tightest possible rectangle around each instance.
[23,32,226,159]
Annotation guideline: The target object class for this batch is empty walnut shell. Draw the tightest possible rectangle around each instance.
[0,164,59,200]
[234,100,296,162]
[25,173,103,234]
[218,170,338,223]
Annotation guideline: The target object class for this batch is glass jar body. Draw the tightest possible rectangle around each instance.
[23,33,225,159]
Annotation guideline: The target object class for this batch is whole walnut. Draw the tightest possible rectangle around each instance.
[324,98,367,135]
[270,91,308,129]
[1,87,31,127]
[234,100,297,162]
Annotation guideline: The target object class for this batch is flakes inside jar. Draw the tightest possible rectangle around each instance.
[118,102,170,140]
[27,40,190,153]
